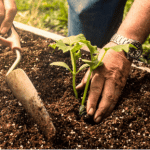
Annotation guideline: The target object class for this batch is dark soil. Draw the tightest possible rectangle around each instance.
[0,28,150,149]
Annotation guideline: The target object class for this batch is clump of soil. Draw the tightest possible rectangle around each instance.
[0,29,150,149]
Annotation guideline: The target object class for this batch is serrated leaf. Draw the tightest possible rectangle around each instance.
[61,34,86,45]
[82,59,95,67]
[79,40,98,54]
[93,59,99,65]
[74,50,82,60]
[55,40,72,53]
[49,43,57,49]
[77,64,89,73]
[50,62,72,73]
[105,44,137,53]
[93,54,98,61]
[71,43,83,53]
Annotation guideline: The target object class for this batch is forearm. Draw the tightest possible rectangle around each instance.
[117,0,150,44]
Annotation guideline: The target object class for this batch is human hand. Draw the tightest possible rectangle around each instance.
[0,0,17,34]
[76,42,132,123]
[0,26,21,51]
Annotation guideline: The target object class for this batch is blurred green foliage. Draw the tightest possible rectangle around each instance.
[15,0,68,36]
[15,0,150,62]
[123,0,134,19]
[124,0,150,63]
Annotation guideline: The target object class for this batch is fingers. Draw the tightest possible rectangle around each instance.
[0,0,5,25]
[86,69,104,116]
[0,35,11,47]
[76,68,91,90]
[76,48,131,124]
[102,87,122,119]
[0,0,17,34]
[94,79,121,123]
[0,26,21,51]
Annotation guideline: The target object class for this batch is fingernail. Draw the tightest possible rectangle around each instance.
[76,83,81,89]
[88,108,94,116]
[95,116,102,123]
[76,84,80,88]
[1,27,7,35]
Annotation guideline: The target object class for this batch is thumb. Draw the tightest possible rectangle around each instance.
[76,82,84,90]
[0,36,11,47]
[76,68,91,90]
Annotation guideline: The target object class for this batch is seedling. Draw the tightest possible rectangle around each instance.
[79,41,136,115]
[49,34,136,115]
[78,43,137,115]
[49,34,89,99]
[77,40,102,115]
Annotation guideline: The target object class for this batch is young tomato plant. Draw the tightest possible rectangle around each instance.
[49,34,89,99]
[78,43,137,115]
[49,34,136,115]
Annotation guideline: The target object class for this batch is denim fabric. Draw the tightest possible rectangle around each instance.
[67,0,127,47]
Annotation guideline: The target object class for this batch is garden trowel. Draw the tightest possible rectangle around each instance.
[0,25,56,139]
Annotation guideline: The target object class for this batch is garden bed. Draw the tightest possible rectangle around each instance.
[0,28,150,149]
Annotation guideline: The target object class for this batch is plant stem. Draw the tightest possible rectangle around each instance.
[93,50,107,70]
[70,51,78,99]
[81,68,92,105]
[73,73,78,99]
[81,50,107,106]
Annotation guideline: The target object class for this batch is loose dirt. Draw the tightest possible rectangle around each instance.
[0,29,150,149]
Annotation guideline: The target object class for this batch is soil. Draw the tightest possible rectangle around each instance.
[0,28,150,149]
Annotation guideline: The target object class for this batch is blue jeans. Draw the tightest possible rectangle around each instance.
[67,0,127,47]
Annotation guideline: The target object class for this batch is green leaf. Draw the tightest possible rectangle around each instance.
[79,40,98,54]
[103,47,110,51]
[71,43,83,53]
[82,59,95,67]
[49,43,57,49]
[77,64,90,73]
[93,54,98,61]
[61,34,86,45]
[50,62,72,73]
[74,50,82,60]
[52,35,85,53]
[105,44,137,53]
[92,61,103,70]
[82,59,103,70]
[55,40,72,53]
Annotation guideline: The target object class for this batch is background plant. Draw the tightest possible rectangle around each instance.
[15,0,150,62]
[123,0,134,19]
[15,0,68,36]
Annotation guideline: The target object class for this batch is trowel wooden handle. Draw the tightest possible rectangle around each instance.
[6,68,56,139]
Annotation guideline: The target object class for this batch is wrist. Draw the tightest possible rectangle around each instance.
[98,42,127,60]
[110,33,143,61]
[103,41,117,48]
[102,49,132,71]
[116,31,144,44]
